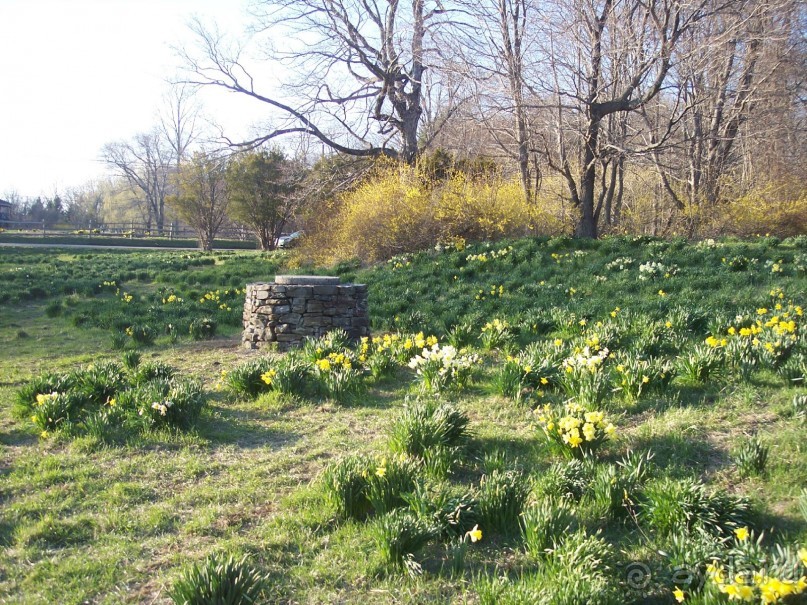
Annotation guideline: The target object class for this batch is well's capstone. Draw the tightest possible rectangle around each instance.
[274,275,341,285]
[242,276,369,350]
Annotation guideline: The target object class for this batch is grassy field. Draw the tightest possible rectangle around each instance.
[1,235,806,604]
[0,232,258,249]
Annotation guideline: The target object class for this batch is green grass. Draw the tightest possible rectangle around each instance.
[0,233,258,249]
[0,235,805,603]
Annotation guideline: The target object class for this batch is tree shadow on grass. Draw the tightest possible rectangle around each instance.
[0,426,37,448]
[664,383,723,410]
[0,518,14,548]
[462,434,547,480]
[629,431,726,479]
[196,404,302,450]
[344,387,402,410]
[747,506,807,541]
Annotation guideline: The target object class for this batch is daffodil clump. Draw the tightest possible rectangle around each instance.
[388,253,413,270]
[765,259,784,274]
[551,252,571,264]
[30,391,74,433]
[197,288,243,312]
[397,331,440,363]
[322,453,420,521]
[219,357,275,397]
[466,245,512,264]
[605,256,635,272]
[638,261,678,280]
[198,287,244,305]
[722,254,757,271]
[161,293,183,305]
[408,343,479,394]
[536,402,616,458]
[314,351,364,399]
[124,323,156,346]
[710,297,802,371]
[496,345,559,403]
[358,335,401,379]
[693,532,807,604]
[495,356,536,403]
[613,353,675,402]
[479,317,511,350]
[19,360,206,439]
[559,346,611,407]
[474,284,505,301]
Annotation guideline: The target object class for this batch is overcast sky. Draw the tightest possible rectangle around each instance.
[0,0,270,198]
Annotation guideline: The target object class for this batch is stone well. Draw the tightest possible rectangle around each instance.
[242,275,369,350]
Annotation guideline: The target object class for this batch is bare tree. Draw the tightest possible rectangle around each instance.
[646,0,805,231]
[528,0,716,237]
[458,0,540,202]
[167,151,230,250]
[102,132,174,234]
[159,83,201,169]
[181,1,463,163]
[64,181,107,227]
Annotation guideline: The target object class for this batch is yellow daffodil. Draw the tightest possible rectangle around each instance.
[567,433,583,448]
[734,527,749,541]
[585,411,604,424]
[467,524,482,543]
[673,588,685,602]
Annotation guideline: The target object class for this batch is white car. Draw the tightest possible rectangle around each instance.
[276,231,303,248]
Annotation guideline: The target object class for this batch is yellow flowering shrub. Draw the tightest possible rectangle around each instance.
[297,162,570,264]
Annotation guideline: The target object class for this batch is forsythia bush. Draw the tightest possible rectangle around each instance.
[721,182,807,238]
[299,162,569,263]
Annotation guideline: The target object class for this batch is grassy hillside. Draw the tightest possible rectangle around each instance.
[0,235,806,604]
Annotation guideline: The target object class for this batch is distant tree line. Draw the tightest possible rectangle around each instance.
[1,147,308,251]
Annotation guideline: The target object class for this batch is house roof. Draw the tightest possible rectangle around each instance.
[0,199,11,207]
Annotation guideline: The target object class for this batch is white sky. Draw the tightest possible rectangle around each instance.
[0,0,271,198]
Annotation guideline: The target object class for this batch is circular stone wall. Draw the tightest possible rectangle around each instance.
[242,276,369,349]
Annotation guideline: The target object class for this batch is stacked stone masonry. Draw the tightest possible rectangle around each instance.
[242,275,369,350]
